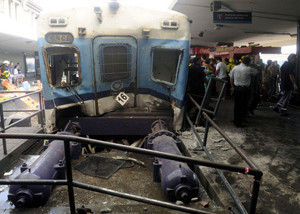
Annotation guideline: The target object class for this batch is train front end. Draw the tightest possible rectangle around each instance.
[37,1,191,135]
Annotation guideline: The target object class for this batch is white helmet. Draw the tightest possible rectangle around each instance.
[3,60,9,64]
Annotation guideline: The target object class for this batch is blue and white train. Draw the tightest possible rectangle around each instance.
[37,1,191,135]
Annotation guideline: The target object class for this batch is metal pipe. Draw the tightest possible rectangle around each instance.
[213,81,227,115]
[202,112,260,170]
[202,108,214,115]
[0,179,67,185]
[0,90,39,93]
[195,77,213,125]
[187,93,201,110]
[203,120,210,147]
[3,109,38,112]
[64,140,76,214]
[38,91,43,126]
[0,104,7,155]
[0,133,263,177]
[185,114,204,150]
[0,110,42,132]
[249,176,262,214]
[0,90,41,105]
[73,181,214,214]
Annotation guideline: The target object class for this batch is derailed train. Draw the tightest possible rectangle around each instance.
[37,1,191,135]
[8,1,201,208]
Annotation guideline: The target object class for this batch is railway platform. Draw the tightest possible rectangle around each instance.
[181,98,300,214]
[0,97,298,214]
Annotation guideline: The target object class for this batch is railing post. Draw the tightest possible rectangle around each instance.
[249,175,262,214]
[203,119,210,147]
[195,77,213,126]
[0,103,7,155]
[64,140,76,214]
[38,91,44,127]
[213,81,227,115]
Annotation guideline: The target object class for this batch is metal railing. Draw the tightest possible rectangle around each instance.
[0,89,44,155]
[0,133,262,214]
[186,77,263,214]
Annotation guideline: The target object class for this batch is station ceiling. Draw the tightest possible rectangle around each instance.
[0,33,37,55]
[171,0,299,47]
[1,0,299,55]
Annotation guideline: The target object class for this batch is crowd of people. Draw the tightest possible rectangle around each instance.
[187,53,298,127]
[0,60,23,89]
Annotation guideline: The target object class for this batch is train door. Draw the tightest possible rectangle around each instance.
[93,37,137,115]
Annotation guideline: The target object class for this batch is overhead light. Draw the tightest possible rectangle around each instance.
[245,31,291,35]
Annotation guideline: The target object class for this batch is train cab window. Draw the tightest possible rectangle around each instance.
[43,46,81,88]
[100,44,131,81]
[151,48,182,84]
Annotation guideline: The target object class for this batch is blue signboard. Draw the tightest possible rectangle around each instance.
[213,12,252,24]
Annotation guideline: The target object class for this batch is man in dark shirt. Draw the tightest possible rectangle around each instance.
[187,57,207,99]
[273,54,297,116]
[186,57,208,121]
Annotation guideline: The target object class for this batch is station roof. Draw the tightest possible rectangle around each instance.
[1,0,299,55]
[171,0,299,47]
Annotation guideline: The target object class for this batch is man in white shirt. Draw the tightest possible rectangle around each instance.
[215,57,227,99]
[229,56,257,127]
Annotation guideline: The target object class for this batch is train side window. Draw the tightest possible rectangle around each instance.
[43,46,81,88]
[100,44,131,81]
[151,48,182,84]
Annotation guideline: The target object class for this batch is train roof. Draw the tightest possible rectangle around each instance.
[37,2,190,41]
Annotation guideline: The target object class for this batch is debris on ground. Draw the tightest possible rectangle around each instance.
[199,201,209,208]
[100,207,112,213]
[4,170,13,176]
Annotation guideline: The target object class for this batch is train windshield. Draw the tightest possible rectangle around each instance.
[99,44,132,81]
[152,48,182,84]
[43,46,81,88]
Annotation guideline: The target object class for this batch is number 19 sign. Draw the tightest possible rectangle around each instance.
[115,92,129,106]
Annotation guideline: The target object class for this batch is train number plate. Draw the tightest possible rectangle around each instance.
[116,92,129,106]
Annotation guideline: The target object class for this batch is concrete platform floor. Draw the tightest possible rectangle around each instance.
[180,98,300,214]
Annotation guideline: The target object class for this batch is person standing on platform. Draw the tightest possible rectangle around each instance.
[8,61,14,83]
[215,57,227,99]
[273,54,297,116]
[0,60,11,90]
[229,57,257,127]
[187,57,208,121]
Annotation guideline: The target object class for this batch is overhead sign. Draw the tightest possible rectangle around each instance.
[194,47,210,55]
[45,32,74,44]
[213,12,252,24]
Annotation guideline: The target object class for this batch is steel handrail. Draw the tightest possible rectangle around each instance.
[0,133,262,177]
[0,134,243,214]
[186,114,248,214]
[0,89,44,155]
[0,90,41,104]
[186,91,263,214]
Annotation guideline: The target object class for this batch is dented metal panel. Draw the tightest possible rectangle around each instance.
[37,2,190,134]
